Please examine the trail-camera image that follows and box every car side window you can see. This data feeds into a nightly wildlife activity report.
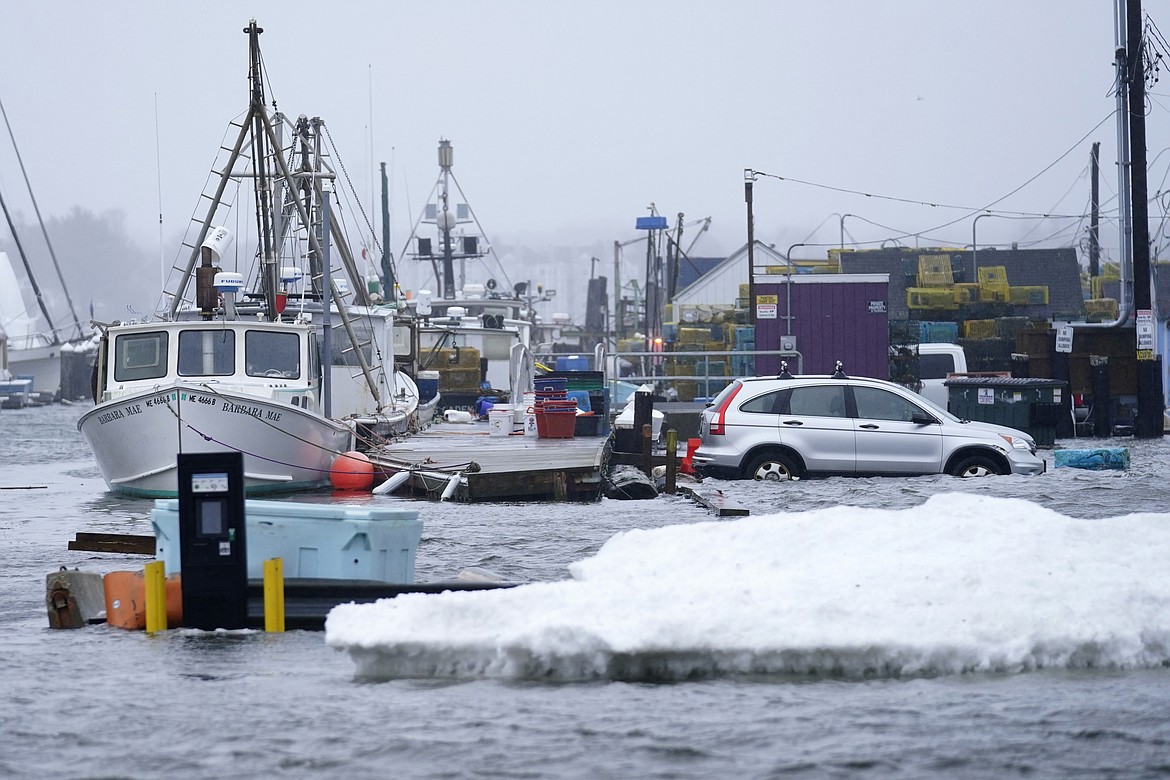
[854,386,922,422]
[787,385,847,418]
[739,389,788,414]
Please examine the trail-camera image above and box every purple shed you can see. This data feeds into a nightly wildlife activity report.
[753,274,890,378]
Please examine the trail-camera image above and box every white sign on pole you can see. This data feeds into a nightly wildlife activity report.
[1054,325,1074,354]
[1136,309,1155,351]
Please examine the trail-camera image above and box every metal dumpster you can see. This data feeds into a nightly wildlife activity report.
[944,376,1067,447]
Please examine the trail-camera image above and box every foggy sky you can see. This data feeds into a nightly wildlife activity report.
[1,1,1167,318]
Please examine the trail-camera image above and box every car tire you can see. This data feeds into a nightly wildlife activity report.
[745,451,801,481]
[949,454,1003,478]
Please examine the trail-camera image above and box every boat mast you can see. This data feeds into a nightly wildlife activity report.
[0,186,57,338]
[246,21,280,322]
[0,96,83,341]
[438,140,457,299]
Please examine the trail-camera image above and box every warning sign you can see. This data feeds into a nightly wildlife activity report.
[757,303,777,319]
[1137,309,1154,352]
[756,295,778,305]
[978,387,994,405]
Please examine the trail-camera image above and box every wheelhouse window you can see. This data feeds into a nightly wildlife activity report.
[178,330,235,377]
[317,323,373,367]
[245,330,301,379]
[113,331,169,382]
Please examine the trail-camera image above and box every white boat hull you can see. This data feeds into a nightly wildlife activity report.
[8,342,61,400]
[78,383,354,498]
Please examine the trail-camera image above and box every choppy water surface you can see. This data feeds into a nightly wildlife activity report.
[2,403,1170,778]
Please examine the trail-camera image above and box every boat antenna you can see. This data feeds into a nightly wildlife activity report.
[0,95,84,340]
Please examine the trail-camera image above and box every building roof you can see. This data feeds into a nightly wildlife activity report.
[836,246,1085,322]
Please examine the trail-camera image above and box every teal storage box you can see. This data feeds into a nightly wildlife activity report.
[151,499,422,583]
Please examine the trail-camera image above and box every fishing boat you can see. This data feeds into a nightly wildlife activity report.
[399,140,541,409]
[0,95,93,403]
[79,20,431,497]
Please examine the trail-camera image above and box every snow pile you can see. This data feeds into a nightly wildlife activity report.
[326,493,1170,680]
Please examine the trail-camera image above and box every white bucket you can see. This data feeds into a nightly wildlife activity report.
[488,409,511,437]
[523,407,538,437]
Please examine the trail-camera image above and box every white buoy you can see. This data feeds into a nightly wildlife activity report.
[440,473,460,501]
[372,470,411,495]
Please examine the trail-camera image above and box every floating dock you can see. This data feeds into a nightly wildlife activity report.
[368,421,608,502]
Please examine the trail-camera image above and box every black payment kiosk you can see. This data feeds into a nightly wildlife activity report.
[177,451,248,630]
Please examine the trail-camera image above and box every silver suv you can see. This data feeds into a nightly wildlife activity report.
[693,369,1046,480]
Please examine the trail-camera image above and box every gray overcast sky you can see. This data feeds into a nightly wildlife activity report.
[0,1,1166,269]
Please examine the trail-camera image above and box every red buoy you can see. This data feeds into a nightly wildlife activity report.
[330,451,374,491]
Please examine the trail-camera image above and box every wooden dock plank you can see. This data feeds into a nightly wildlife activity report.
[677,486,750,517]
[68,532,156,555]
[367,421,608,502]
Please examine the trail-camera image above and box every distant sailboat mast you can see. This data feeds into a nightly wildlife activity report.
[0,95,84,341]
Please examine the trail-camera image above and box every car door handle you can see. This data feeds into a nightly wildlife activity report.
[859,423,880,429]
[782,420,803,426]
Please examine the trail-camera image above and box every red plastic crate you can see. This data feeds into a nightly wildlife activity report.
[535,411,576,438]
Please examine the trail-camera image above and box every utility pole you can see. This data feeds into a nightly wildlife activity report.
[1090,141,1100,279]
[745,176,755,326]
[1126,0,1164,437]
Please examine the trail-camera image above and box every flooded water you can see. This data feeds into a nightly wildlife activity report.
[3,403,1170,778]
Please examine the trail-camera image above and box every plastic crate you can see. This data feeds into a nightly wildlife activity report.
[963,319,998,339]
[953,283,981,305]
[917,254,954,287]
[977,266,1009,286]
[908,288,958,310]
[1009,286,1049,305]
[1085,297,1119,320]
[918,321,959,343]
[535,410,576,438]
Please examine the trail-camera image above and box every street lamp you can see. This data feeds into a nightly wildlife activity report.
[971,212,995,279]
[784,243,806,337]
[839,213,859,250]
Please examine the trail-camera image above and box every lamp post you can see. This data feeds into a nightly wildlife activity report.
[838,213,858,250]
[745,170,757,325]
[784,242,806,337]
[971,212,994,281]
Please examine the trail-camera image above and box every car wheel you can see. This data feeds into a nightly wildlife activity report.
[949,454,1002,478]
[745,451,801,481]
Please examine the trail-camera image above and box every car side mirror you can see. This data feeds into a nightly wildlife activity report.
[910,412,938,425]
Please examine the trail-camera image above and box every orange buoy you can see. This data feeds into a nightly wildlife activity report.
[330,450,375,491]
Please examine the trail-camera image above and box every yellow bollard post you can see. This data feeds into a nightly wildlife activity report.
[263,558,285,633]
[144,561,167,633]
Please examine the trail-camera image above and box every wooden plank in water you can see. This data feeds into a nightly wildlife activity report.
[678,486,750,517]
[68,533,155,555]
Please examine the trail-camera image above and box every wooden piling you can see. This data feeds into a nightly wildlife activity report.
[665,429,678,494]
